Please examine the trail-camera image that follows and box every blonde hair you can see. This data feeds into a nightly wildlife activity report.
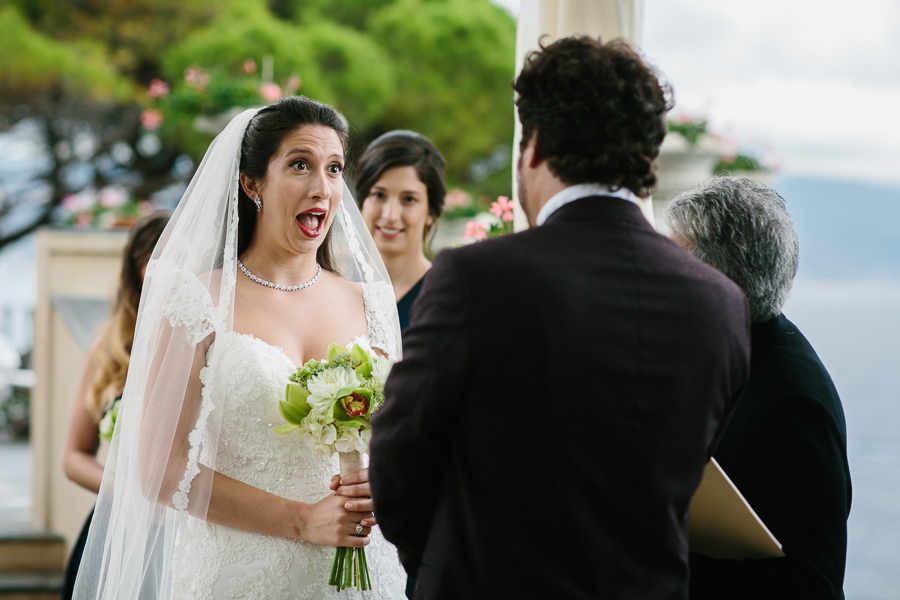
[86,211,170,420]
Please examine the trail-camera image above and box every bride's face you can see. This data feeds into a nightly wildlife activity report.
[252,124,345,256]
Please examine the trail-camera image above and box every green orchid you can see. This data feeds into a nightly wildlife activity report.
[274,382,312,433]
[327,342,349,361]
[350,344,373,378]
[323,386,371,428]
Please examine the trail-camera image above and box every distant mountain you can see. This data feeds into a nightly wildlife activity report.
[775,176,900,280]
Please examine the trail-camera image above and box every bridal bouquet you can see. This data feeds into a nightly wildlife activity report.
[273,342,392,591]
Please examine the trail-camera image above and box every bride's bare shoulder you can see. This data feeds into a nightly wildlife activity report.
[320,269,365,302]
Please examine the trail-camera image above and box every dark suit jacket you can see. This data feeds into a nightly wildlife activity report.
[370,197,751,600]
[689,314,851,600]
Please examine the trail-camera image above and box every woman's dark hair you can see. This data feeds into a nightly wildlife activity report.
[513,35,673,198]
[237,96,350,271]
[354,130,446,245]
[87,210,171,418]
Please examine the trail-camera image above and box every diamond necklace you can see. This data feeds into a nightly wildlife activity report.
[237,259,322,292]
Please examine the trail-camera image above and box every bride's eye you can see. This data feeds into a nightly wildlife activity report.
[328,162,344,175]
[290,159,308,170]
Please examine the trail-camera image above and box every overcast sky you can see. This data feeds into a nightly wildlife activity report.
[495,0,900,187]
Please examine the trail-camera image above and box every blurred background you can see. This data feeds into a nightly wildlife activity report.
[0,1,897,598]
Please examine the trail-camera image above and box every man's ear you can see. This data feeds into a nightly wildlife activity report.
[523,132,543,168]
[239,173,260,199]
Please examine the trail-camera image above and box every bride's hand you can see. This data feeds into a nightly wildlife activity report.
[297,493,371,548]
[331,469,377,527]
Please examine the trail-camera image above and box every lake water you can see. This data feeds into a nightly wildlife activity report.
[785,278,900,600]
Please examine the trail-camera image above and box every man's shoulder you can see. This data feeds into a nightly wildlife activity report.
[432,228,542,266]
[766,315,842,401]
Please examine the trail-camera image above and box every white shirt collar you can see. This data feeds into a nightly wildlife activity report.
[535,183,639,226]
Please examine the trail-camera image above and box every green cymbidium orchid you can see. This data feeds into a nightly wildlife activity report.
[274,382,313,433]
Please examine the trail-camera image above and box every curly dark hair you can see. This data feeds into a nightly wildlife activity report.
[513,35,673,198]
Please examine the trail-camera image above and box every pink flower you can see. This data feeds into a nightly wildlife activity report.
[445,188,471,210]
[243,59,257,75]
[147,78,169,99]
[489,196,515,222]
[184,66,210,90]
[463,221,487,240]
[98,187,127,209]
[138,200,155,215]
[74,212,93,227]
[285,75,301,94]
[140,109,164,130]
[62,194,82,212]
[260,82,283,103]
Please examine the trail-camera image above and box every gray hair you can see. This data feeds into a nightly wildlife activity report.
[664,176,799,323]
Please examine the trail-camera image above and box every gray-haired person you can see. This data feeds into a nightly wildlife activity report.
[665,176,852,600]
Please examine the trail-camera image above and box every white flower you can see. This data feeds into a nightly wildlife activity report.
[307,366,359,403]
[369,356,393,393]
[305,421,337,446]
[334,426,365,454]
[312,441,335,456]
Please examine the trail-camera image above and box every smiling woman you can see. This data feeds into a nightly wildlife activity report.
[355,130,447,331]
[71,97,406,599]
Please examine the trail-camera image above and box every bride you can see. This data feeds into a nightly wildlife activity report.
[73,97,406,599]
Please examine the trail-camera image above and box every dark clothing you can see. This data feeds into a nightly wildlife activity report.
[397,277,425,333]
[397,275,425,600]
[690,314,852,600]
[62,508,93,600]
[370,197,751,600]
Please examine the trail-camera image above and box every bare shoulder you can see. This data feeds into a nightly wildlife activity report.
[320,269,365,305]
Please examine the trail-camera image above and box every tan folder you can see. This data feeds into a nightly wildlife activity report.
[688,458,784,559]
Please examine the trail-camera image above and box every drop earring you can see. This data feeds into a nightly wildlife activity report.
[252,194,262,212]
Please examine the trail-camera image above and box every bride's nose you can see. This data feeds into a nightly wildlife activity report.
[308,167,331,200]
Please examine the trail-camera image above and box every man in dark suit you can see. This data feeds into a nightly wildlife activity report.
[665,176,852,599]
[369,36,751,599]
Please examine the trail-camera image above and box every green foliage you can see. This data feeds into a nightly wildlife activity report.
[19,0,216,79]
[368,0,516,194]
[714,152,768,174]
[290,0,385,29]
[667,118,708,147]
[0,6,132,101]
[155,10,394,160]
[0,0,518,245]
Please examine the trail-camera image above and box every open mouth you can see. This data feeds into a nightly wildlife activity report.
[296,208,327,238]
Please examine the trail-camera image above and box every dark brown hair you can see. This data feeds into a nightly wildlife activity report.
[87,210,171,418]
[513,35,673,198]
[353,130,447,223]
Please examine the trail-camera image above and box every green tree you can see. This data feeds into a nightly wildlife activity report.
[367,0,516,197]
[156,8,394,159]
[0,0,516,249]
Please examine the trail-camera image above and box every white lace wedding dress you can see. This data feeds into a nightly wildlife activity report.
[167,283,405,599]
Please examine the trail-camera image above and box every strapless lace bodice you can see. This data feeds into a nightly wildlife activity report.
[169,331,404,599]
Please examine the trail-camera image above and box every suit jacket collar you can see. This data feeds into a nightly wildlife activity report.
[543,195,653,230]
[536,183,639,226]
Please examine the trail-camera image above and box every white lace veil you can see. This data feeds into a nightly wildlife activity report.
[73,101,401,599]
